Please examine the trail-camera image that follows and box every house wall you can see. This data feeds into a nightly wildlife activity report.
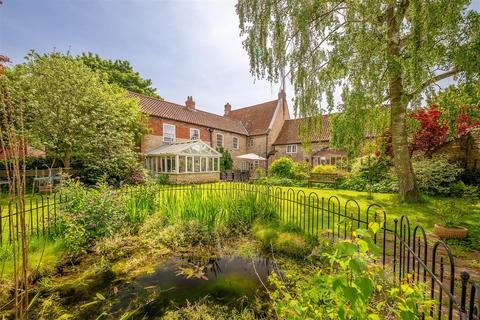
[267,99,291,151]
[211,129,247,169]
[245,134,268,171]
[167,172,220,184]
[272,142,329,163]
[434,126,480,170]
[141,116,249,156]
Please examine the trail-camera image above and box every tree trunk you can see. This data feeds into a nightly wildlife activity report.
[390,80,419,202]
[63,143,72,169]
[387,3,419,202]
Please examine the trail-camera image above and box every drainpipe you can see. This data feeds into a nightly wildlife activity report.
[208,128,214,147]
[265,133,269,174]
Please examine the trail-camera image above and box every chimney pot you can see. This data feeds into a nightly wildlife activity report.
[224,103,232,116]
[278,89,286,100]
[186,96,195,109]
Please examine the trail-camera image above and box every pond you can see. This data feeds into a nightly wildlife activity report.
[71,255,273,319]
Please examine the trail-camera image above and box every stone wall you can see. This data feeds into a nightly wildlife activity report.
[271,142,329,163]
[167,172,220,184]
[434,126,480,170]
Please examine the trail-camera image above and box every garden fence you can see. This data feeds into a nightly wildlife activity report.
[0,182,479,320]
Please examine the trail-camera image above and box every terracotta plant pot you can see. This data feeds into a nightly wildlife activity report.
[434,224,468,240]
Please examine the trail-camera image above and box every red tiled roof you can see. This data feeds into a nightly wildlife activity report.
[128,92,248,135]
[273,116,330,145]
[227,100,279,135]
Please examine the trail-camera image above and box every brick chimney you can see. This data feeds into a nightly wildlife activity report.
[185,96,195,110]
[278,89,286,100]
[224,103,232,116]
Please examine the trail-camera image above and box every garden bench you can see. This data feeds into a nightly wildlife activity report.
[308,173,340,187]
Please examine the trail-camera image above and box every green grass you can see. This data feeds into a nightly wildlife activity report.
[279,186,480,231]
[0,236,65,280]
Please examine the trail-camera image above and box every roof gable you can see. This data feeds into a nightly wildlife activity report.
[227,100,279,135]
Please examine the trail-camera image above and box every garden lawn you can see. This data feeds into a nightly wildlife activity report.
[282,186,480,231]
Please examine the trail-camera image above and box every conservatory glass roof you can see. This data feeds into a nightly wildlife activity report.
[146,140,221,157]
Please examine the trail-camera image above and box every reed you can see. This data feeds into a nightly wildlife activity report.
[157,185,275,232]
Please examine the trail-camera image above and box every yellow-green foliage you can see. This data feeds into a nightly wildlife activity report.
[162,300,257,320]
[253,222,312,257]
[0,237,65,281]
[311,165,338,174]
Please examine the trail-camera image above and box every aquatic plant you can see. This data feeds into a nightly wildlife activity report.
[158,186,275,233]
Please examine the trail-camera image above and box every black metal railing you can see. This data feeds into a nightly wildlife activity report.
[0,182,479,319]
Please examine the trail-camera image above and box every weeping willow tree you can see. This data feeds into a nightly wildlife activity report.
[236,0,480,201]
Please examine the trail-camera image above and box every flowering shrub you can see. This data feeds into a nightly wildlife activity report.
[58,180,156,250]
[311,164,337,174]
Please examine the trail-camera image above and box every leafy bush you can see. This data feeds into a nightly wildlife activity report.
[268,224,434,319]
[123,167,149,185]
[269,157,297,178]
[436,201,470,228]
[337,171,398,193]
[58,180,156,250]
[351,155,391,183]
[413,155,463,196]
[311,165,338,174]
[269,157,309,180]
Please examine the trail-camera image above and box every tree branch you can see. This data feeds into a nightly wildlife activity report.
[407,69,459,99]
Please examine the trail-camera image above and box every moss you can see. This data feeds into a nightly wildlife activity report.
[252,221,313,258]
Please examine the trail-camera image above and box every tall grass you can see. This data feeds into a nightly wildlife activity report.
[158,186,275,231]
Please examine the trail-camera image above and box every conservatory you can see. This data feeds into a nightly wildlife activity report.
[144,140,221,184]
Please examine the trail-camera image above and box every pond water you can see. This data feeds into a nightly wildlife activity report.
[76,255,273,319]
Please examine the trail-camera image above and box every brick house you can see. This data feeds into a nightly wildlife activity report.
[130,90,346,182]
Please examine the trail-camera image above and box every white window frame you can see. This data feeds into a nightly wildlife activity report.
[248,138,255,147]
[216,133,224,148]
[286,145,297,154]
[163,123,176,142]
[190,128,200,140]
[232,136,239,150]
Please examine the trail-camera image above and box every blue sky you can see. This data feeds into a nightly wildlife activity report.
[1,1,479,116]
[0,0,289,115]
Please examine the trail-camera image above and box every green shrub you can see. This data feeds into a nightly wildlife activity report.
[269,157,297,178]
[311,165,337,174]
[58,180,156,250]
[255,176,308,187]
[351,155,391,183]
[269,157,309,180]
[413,155,463,196]
[268,225,434,319]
